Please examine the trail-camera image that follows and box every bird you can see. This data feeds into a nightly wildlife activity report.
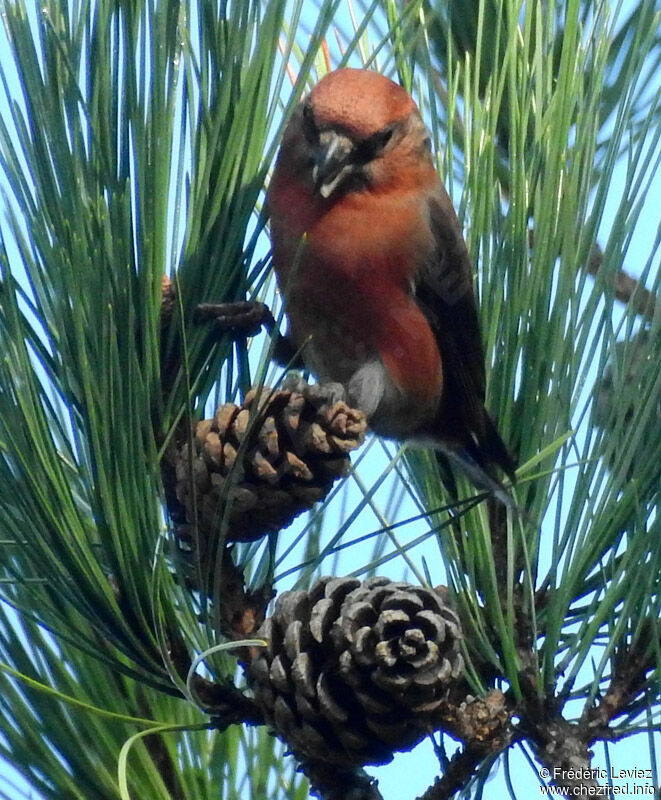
[266,67,516,501]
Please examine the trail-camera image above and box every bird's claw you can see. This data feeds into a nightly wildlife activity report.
[280,374,347,410]
[305,381,347,408]
[280,372,310,395]
[193,300,274,337]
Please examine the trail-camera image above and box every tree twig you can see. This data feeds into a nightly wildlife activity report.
[586,243,657,320]
[527,714,601,793]
[299,761,385,800]
[168,632,265,726]
[582,628,656,742]
[518,671,601,794]
[416,745,492,800]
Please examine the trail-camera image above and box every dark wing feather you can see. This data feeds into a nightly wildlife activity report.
[415,190,516,484]
[415,191,487,435]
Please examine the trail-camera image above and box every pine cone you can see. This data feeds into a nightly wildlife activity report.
[166,387,366,548]
[247,576,464,767]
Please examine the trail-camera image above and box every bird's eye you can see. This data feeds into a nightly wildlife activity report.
[302,102,318,143]
[373,126,394,150]
[353,124,396,164]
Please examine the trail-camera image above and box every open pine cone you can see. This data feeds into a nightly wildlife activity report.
[165,387,366,548]
[246,576,464,767]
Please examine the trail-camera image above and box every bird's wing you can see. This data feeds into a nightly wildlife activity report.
[415,190,487,432]
[415,189,517,483]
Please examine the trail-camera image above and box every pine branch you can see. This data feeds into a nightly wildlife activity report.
[167,631,264,727]
[586,244,657,320]
[527,715,600,793]
[416,745,494,800]
[513,627,657,797]
[583,628,657,741]
[300,761,385,800]
[414,690,514,800]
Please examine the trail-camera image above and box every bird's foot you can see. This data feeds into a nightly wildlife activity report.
[193,300,303,367]
[279,372,309,395]
[280,374,347,410]
[305,380,347,409]
[193,300,274,337]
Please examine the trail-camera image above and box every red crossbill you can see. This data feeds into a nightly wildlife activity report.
[267,68,516,498]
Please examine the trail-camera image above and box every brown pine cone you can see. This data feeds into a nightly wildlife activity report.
[246,576,464,767]
[166,387,366,549]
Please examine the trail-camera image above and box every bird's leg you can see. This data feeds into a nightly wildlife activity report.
[192,300,303,367]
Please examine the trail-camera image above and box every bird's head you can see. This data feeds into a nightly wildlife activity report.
[279,68,433,199]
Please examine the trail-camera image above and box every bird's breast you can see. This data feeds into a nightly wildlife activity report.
[270,181,443,411]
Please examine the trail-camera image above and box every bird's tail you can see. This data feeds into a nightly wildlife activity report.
[435,412,517,509]
[439,448,514,508]
[479,410,517,485]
